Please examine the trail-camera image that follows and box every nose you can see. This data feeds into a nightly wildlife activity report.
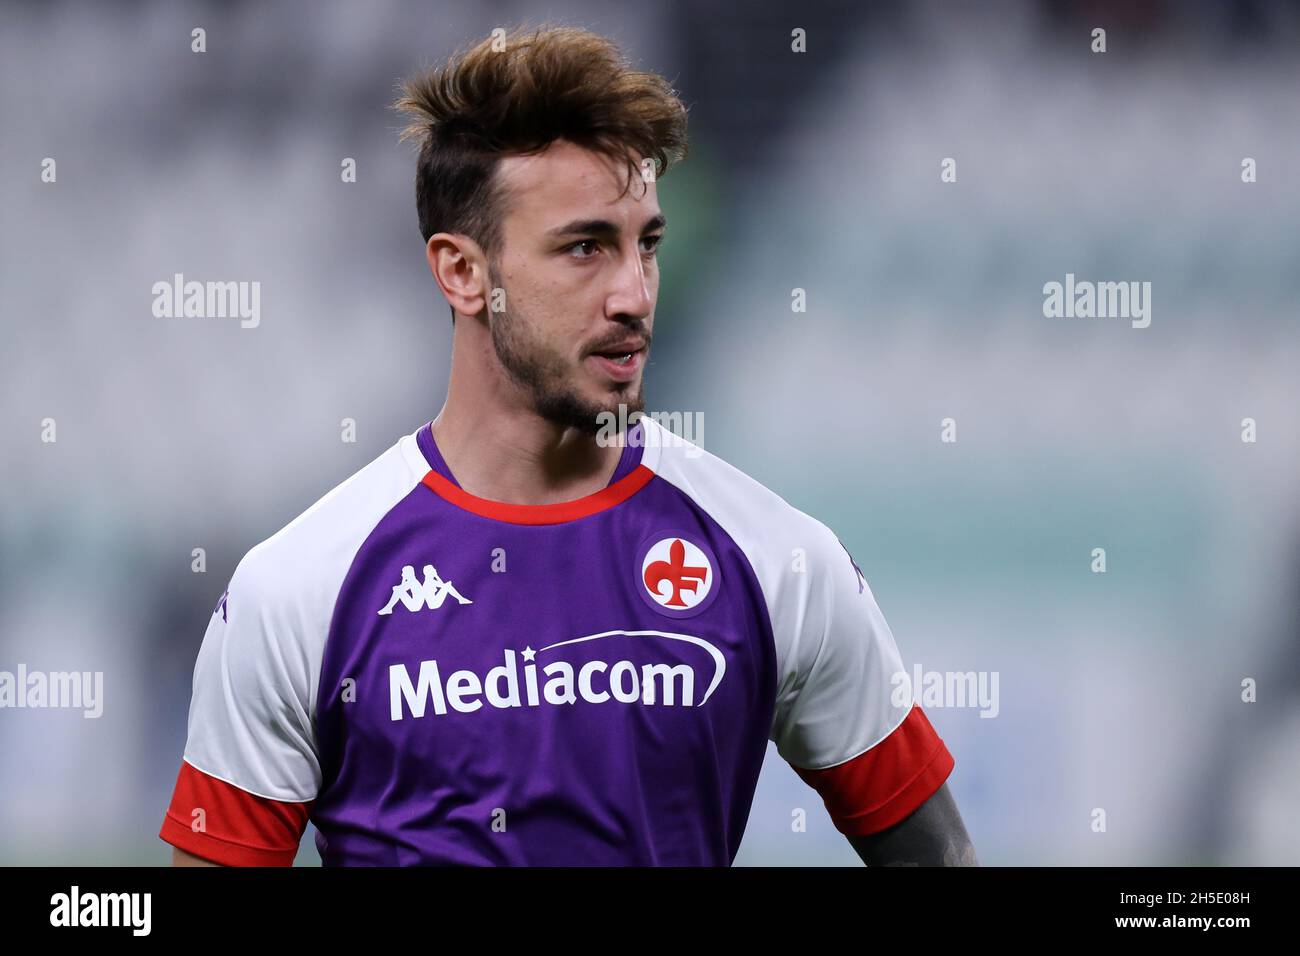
[605,244,654,323]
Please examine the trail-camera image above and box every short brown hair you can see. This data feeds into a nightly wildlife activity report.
[394,24,689,268]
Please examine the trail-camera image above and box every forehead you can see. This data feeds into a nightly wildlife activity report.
[494,139,660,234]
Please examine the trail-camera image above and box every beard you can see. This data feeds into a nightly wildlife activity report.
[487,265,647,436]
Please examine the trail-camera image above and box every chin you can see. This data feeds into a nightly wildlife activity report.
[531,382,644,436]
[595,387,645,418]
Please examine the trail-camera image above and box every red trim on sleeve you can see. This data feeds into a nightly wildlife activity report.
[159,761,312,866]
[792,705,955,836]
[421,464,656,525]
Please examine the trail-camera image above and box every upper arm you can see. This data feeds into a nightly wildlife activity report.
[172,846,222,867]
[769,525,956,838]
[159,552,320,866]
[846,782,978,866]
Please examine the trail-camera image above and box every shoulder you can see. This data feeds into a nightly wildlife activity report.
[637,419,945,801]
[229,428,430,611]
[185,428,432,793]
[639,414,853,588]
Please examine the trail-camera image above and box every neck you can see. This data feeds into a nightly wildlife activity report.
[431,337,625,505]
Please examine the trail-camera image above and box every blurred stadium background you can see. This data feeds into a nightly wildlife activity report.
[2,0,1299,865]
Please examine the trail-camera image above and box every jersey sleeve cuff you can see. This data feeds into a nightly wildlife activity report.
[159,760,312,867]
[160,813,300,867]
[792,704,955,837]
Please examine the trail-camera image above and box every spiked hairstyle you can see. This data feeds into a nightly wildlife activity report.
[394,24,690,319]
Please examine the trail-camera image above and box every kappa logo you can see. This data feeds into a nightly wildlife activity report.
[638,535,719,615]
[378,564,472,616]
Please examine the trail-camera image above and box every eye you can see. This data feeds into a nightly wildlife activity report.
[641,234,665,255]
[567,239,600,259]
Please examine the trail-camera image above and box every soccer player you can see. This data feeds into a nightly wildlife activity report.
[161,25,976,867]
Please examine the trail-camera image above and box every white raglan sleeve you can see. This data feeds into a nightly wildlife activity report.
[769,522,954,836]
[159,548,320,865]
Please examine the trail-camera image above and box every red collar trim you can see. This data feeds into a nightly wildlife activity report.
[421,464,656,525]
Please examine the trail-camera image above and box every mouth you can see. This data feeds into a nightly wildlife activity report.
[586,342,646,383]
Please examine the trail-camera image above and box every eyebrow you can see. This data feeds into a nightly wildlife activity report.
[547,213,667,240]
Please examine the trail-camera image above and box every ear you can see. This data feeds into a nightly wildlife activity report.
[426,233,490,318]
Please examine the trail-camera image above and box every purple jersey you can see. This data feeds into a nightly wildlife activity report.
[161,417,953,865]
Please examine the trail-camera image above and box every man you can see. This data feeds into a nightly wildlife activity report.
[161,24,976,867]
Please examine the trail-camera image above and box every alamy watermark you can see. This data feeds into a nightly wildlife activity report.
[49,886,150,936]
[891,664,999,718]
[595,404,704,458]
[152,273,260,328]
[1043,273,1151,328]
[0,665,103,718]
